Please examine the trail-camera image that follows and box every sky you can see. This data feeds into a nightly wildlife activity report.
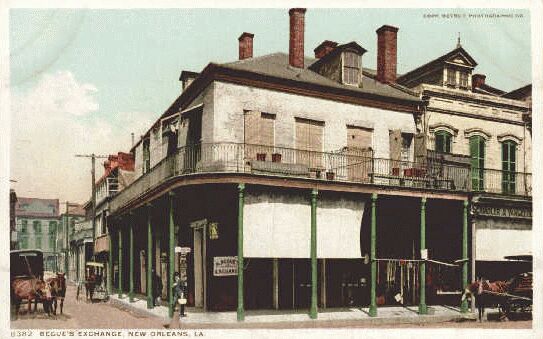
[8,8,531,206]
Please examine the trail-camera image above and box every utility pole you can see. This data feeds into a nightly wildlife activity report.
[75,154,108,247]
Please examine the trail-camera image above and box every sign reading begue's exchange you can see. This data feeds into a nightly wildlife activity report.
[474,205,532,219]
[213,256,238,276]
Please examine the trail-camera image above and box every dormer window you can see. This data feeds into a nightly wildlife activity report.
[459,71,468,89]
[446,68,456,86]
[343,51,360,86]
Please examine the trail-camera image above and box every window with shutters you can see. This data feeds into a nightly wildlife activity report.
[142,139,151,174]
[296,118,324,168]
[20,236,28,249]
[33,220,42,234]
[401,133,413,163]
[49,236,56,250]
[502,141,517,194]
[35,236,42,249]
[446,68,456,86]
[459,72,468,89]
[470,136,485,191]
[346,126,373,181]
[244,111,276,160]
[343,51,360,86]
[49,221,57,235]
[21,219,28,233]
[435,130,452,153]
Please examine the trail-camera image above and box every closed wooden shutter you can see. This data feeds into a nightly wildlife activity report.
[245,111,275,160]
[347,126,372,150]
[414,133,426,164]
[296,118,323,167]
[389,129,402,161]
[346,126,372,182]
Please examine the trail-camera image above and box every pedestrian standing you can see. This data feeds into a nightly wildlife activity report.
[173,272,188,318]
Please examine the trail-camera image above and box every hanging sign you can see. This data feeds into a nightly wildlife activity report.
[209,222,219,240]
[213,256,238,276]
[175,246,191,254]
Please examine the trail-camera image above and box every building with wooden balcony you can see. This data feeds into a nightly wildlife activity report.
[105,8,485,320]
[397,39,532,281]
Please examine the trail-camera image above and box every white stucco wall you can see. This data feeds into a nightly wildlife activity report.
[212,81,416,159]
[244,191,364,258]
[476,228,532,261]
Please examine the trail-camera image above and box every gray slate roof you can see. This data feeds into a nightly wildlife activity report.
[221,53,419,102]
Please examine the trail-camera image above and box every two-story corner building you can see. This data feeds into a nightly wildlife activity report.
[57,203,85,279]
[396,42,532,281]
[92,152,135,287]
[15,197,60,271]
[106,8,475,320]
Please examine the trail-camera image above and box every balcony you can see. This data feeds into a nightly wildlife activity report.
[471,168,532,196]
[110,143,473,213]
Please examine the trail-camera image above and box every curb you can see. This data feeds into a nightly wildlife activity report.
[109,298,169,323]
[108,298,478,327]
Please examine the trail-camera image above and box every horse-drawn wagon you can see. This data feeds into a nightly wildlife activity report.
[10,249,50,317]
[82,261,107,302]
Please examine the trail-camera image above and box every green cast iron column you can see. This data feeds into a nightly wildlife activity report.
[419,197,428,315]
[310,189,318,319]
[118,228,123,298]
[168,192,175,318]
[461,200,469,313]
[147,206,153,309]
[129,215,134,302]
[107,227,113,296]
[237,183,245,321]
[369,193,378,317]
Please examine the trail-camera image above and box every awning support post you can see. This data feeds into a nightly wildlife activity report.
[310,188,318,319]
[168,192,175,318]
[129,214,134,302]
[369,193,378,317]
[147,205,153,309]
[237,183,245,321]
[461,200,469,313]
[419,197,428,315]
[118,228,123,298]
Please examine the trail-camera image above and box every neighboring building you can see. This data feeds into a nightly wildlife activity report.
[15,197,60,271]
[57,203,85,279]
[93,152,135,289]
[70,208,93,284]
[10,189,17,250]
[107,8,478,320]
[397,41,532,281]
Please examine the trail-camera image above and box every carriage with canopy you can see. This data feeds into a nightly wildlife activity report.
[83,261,107,301]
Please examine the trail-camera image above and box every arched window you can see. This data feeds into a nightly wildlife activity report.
[502,140,517,194]
[469,136,485,191]
[435,130,452,153]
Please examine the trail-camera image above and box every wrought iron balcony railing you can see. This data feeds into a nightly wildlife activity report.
[471,168,532,196]
[109,143,475,213]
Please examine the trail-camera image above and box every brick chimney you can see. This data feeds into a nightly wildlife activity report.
[314,40,338,59]
[289,8,306,68]
[238,32,254,60]
[376,25,399,83]
[472,74,486,88]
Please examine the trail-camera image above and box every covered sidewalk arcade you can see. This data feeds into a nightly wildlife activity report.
[106,178,471,321]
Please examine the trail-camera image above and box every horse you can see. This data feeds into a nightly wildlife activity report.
[11,277,52,318]
[85,272,101,302]
[462,278,509,321]
[46,273,67,315]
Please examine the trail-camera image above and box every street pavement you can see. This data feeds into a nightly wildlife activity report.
[10,283,164,329]
[10,283,532,330]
